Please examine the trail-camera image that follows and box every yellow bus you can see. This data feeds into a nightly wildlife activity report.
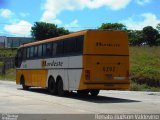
[15,30,129,96]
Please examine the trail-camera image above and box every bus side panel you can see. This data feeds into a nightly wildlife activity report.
[16,69,22,85]
[24,70,31,86]
[16,69,48,88]
[39,70,48,88]
[24,70,48,88]
[47,69,68,90]
[67,69,82,91]
[67,56,82,90]
[46,56,82,91]
[18,59,48,88]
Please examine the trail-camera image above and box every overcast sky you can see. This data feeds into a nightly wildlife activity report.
[0,0,159,37]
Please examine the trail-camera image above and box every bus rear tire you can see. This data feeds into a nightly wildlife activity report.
[21,76,29,90]
[48,77,57,95]
[57,79,64,96]
[77,90,89,96]
[90,90,100,96]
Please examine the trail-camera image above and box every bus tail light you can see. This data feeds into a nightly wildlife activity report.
[85,70,90,80]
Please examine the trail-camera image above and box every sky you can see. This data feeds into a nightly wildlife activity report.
[0,0,159,37]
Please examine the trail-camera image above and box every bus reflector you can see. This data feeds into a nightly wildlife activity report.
[85,70,90,80]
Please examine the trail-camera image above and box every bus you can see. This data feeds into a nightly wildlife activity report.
[15,30,129,96]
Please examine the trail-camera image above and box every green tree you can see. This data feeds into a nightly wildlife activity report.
[98,23,126,31]
[156,38,160,46]
[31,22,69,41]
[143,26,159,46]
[156,23,160,32]
[156,24,160,46]
[128,30,144,46]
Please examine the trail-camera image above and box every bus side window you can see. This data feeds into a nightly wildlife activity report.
[70,38,76,53]
[46,43,52,57]
[63,39,68,54]
[22,48,27,60]
[76,36,84,53]
[30,46,34,58]
[56,41,63,56]
[18,49,22,60]
[34,46,38,58]
[27,47,30,59]
[16,48,23,67]
[64,38,76,54]
[38,44,42,57]
[53,43,57,56]
[43,44,46,57]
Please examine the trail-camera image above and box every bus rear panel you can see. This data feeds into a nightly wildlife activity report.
[79,31,129,90]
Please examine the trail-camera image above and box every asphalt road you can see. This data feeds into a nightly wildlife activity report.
[0,80,160,114]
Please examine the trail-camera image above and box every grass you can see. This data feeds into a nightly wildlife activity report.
[130,46,160,91]
[0,62,4,67]
[0,48,17,57]
[0,69,16,81]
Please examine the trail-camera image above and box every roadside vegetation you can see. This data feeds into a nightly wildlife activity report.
[0,48,17,81]
[130,46,160,91]
[0,69,16,81]
[0,48,17,57]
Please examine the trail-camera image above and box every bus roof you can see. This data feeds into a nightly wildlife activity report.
[19,29,126,48]
[19,30,88,48]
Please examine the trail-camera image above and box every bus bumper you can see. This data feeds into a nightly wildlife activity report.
[79,82,130,90]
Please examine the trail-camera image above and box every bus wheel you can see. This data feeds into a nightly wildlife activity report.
[57,79,64,96]
[48,77,57,95]
[21,76,29,90]
[77,90,89,96]
[90,90,100,96]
